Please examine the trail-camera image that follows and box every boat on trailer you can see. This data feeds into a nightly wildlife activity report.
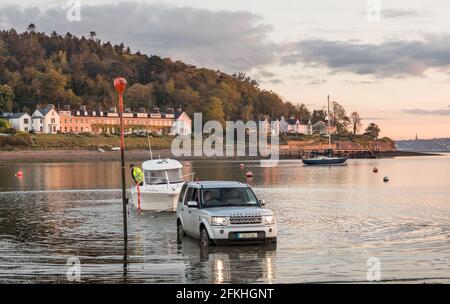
[130,158,193,212]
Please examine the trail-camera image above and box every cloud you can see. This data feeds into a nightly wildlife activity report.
[0,2,275,72]
[280,36,450,77]
[402,106,450,116]
[307,79,326,86]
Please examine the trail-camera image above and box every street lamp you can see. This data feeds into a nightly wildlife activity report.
[114,77,128,247]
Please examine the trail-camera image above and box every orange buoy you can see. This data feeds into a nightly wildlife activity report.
[246,171,253,178]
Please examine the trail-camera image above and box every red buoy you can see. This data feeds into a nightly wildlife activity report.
[15,171,23,177]
[240,163,245,169]
[246,171,253,178]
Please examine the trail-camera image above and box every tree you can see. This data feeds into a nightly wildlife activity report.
[293,103,311,122]
[204,96,225,126]
[350,111,362,135]
[27,23,36,33]
[311,109,327,124]
[125,83,154,110]
[364,123,380,139]
[330,101,350,134]
[0,84,15,112]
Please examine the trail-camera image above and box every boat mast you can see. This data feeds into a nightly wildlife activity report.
[327,95,331,149]
[147,131,153,160]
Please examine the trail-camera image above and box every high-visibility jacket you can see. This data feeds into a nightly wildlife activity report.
[132,167,144,184]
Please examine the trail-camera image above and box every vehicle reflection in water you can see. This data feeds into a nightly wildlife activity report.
[178,238,276,284]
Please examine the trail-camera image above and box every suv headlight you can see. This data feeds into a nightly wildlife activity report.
[211,216,229,226]
[262,215,275,225]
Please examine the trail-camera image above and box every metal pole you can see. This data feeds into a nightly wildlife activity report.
[118,93,128,242]
[327,95,331,148]
[114,78,128,280]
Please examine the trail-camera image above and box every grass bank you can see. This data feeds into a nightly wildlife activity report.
[0,133,173,150]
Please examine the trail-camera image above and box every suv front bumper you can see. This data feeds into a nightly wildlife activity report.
[208,224,277,244]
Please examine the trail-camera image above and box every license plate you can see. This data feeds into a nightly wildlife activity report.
[236,232,258,239]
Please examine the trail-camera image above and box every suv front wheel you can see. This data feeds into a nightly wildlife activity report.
[199,227,212,247]
[177,220,185,244]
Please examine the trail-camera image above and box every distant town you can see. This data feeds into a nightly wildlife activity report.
[396,138,450,152]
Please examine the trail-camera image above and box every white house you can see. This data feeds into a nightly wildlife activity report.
[31,104,60,134]
[279,116,288,134]
[171,112,192,136]
[287,117,301,133]
[9,113,32,132]
[270,119,280,136]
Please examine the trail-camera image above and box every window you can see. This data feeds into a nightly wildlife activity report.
[200,187,259,208]
[184,187,194,206]
[178,184,188,204]
[51,118,55,123]
[24,118,29,124]
[144,169,182,185]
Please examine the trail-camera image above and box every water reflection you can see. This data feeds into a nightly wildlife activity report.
[178,238,276,284]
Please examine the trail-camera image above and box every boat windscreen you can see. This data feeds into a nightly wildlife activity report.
[145,169,183,185]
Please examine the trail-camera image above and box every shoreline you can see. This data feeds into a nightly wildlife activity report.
[0,149,440,163]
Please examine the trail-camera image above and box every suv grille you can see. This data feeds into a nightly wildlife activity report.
[229,215,262,225]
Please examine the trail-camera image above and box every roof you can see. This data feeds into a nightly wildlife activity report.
[38,105,55,116]
[9,113,30,119]
[142,158,183,171]
[186,181,248,189]
[287,118,299,125]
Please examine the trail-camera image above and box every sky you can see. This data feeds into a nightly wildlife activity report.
[0,0,449,139]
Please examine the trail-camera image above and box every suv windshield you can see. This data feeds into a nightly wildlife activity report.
[201,187,259,208]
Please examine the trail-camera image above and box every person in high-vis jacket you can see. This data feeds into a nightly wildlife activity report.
[130,164,144,186]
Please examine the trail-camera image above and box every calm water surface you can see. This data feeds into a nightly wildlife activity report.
[0,155,449,283]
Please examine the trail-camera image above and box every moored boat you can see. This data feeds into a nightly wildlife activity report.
[302,95,348,166]
[302,155,348,165]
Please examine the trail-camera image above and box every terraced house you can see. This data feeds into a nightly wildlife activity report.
[59,106,189,135]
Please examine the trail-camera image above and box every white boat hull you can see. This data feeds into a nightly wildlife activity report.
[130,183,183,212]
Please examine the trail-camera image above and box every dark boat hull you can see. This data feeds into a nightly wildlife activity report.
[302,157,348,165]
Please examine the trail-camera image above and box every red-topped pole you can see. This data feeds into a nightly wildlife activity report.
[114,77,128,247]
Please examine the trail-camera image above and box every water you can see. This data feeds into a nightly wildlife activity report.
[0,155,449,283]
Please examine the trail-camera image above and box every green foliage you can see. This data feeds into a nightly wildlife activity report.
[0,84,15,112]
[204,96,225,125]
[0,118,11,129]
[330,101,350,134]
[364,123,381,139]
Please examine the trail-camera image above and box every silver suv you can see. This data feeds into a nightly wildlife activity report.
[176,181,277,246]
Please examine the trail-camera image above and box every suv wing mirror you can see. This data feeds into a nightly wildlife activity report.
[187,201,198,208]
[259,199,266,206]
